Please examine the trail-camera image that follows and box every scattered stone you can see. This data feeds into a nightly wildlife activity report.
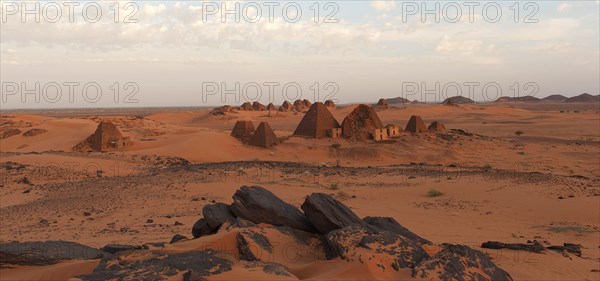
[547,243,582,257]
[83,212,91,216]
[174,221,184,226]
[146,218,154,224]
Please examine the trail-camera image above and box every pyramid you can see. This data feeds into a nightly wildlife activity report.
[405,115,428,133]
[248,122,278,148]
[279,101,293,111]
[231,120,255,142]
[428,121,446,132]
[240,102,253,111]
[341,104,384,141]
[74,121,130,152]
[293,102,341,138]
[252,102,266,111]
[377,99,388,106]
[293,100,306,111]
[266,103,277,111]
[303,99,312,107]
[324,100,336,108]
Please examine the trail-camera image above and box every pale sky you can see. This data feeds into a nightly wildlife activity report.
[1,0,599,109]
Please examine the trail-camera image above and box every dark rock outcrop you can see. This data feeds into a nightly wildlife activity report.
[78,249,231,281]
[102,244,143,254]
[22,128,48,137]
[481,240,545,253]
[170,234,189,244]
[413,244,512,281]
[0,241,100,266]
[230,186,316,233]
[191,218,216,238]
[325,225,429,271]
[202,203,236,229]
[547,243,582,257]
[364,216,432,246]
[236,229,273,261]
[301,193,365,234]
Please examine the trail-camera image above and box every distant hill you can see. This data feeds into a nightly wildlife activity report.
[386,97,410,104]
[564,93,600,103]
[442,96,475,104]
[542,94,567,101]
[494,96,540,102]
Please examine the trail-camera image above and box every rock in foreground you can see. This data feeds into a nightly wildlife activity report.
[230,186,316,233]
[413,244,513,280]
[301,192,366,234]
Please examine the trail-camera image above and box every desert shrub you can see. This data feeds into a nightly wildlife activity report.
[515,130,524,136]
[427,188,443,197]
[330,143,342,149]
[329,183,339,190]
[336,190,350,199]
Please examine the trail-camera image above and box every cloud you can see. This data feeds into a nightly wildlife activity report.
[557,3,573,12]
[370,0,396,12]
[435,35,483,55]
[144,4,166,17]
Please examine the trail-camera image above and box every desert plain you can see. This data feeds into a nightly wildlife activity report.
[0,99,599,280]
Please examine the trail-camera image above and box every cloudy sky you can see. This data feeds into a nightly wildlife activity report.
[1,0,598,109]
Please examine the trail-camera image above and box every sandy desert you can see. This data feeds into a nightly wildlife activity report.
[0,97,599,280]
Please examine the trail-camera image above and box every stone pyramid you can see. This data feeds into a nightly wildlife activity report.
[341,104,384,141]
[405,115,428,133]
[293,102,340,138]
[74,121,129,151]
[231,120,255,142]
[428,121,446,131]
[279,101,293,112]
[248,122,278,148]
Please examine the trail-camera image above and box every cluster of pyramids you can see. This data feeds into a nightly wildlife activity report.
[231,100,448,146]
[73,121,130,152]
[292,103,387,141]
[217,99,336,114]
[404,116,446,133]
[231,120,278,148]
